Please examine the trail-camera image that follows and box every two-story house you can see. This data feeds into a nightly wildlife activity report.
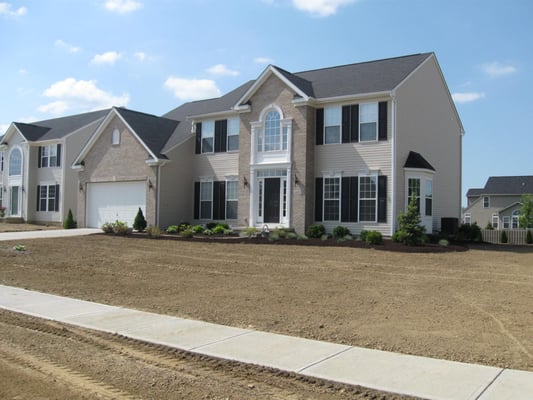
[463,176,533,229]
[73,52,463,235]
[0,110,108,224]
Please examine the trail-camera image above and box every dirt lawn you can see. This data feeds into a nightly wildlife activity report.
[1,233,532,399]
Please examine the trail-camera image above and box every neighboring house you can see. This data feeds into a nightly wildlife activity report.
[0,110,108,224]
[74,52,463,235]
[463,176,533,229]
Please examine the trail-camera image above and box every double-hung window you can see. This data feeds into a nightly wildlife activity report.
[227,118,239,151]
[323,177,340,221]
[200,181,213,219]
[359,103,378,141]
[359,175,377,222]
[225,180,238,219]
[483,196,490,208]
[407,178,421,212]
[503,216,510,229]
[512,210,520,228]
[425,180,433,216]
[492,214,499,229]
[324,106,341,144]
[37,184,59,212]
[38,144,61,168]
[201,121,214,153]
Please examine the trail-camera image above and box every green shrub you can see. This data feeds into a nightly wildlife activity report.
[527,230,533,244]
[206,222,218,230]
[485,221,494,230]
[500,230,508,244]
[203,229,214,236]
[166,225,179,234]
[365,230,383,245]
[306,224,326,238]
[297,234,308,240]
[212,224,226,234]
[63,209,77,229]
[146,225,161,239]
[394,196,426,246]
[180,229,194,238]
[333,226,351,239]
[178,223,191,232]
[359,230,369,242]
[133,208,147,232]
[320,234,329,241]
[191,224,205,234]
[268,232,280,242]
[223,229,235,236]
[240,227,259,238]
[13,244,26,252]
[287,232,298,240]
[102,222,114,234]
[113,220,129,236]
[438,239,449,247]
[456,223,482,242]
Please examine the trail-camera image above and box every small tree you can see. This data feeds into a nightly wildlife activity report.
[394,195,426,246]
[526,230,532,244]
[519,194,533,229]
[500,230,508,244]
[133,207,147,232]
[63,209,77,229]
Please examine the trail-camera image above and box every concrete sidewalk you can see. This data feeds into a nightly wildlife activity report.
[0,284,531,400]
[0,228,101,241]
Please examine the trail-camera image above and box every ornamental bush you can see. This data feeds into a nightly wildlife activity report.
[63,209,77,229]
[113,220,129,236]
[306,224,326,238]
[146,225,161,239]
[133,208,147,232]
[365,230,383,245]
[333,226,351,239]
[166,225,179,234]
[500,230,508,244]
[527,230,533,244]
[394,195,426,246]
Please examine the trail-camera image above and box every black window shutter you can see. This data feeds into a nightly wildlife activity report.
[56,144,62,167]
[378,102,387,141]
[341,177,358,222]
[352,176,358,222]
[36,185,41,211]
[214,120,227,153]
[55,184,60,212]
[341,106,351,143]
[38,146,42,168]
[194,182,200,219]
[212,181,226,220]
[195,123,202,154]
[351,105,359,142]
[315,178,323,222]
[378,175,387,222]
[315,108,324,145]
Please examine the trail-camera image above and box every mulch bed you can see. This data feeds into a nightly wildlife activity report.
[125,232,468,253]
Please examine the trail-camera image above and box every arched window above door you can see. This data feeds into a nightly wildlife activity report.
[8,147,22,176]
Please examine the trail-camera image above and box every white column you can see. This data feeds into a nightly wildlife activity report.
[249,169,256,227]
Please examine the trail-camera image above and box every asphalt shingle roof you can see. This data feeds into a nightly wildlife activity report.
[404,151,436,171]
[13,109,109,142]
[481,176,533,196]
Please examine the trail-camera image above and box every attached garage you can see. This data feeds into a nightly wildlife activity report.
[86,181,146,228]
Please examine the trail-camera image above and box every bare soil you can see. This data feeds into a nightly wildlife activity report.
[1,232,532,399]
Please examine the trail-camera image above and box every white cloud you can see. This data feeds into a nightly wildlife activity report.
[104,0,142,13]
[39,78,129,115]
[0,123,9,135]
[91,51,121,65]
[481,62,517,78]
[55,39,81,54]
[134,52,146,62]
[206,64,239,77]
[452,92,485,104]
[0,2,27,17]
[291,0,356,16]
[254,57,274,64]
[164,77,221,100]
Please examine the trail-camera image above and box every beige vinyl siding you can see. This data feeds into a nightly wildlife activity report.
[394,56,463,232]
[464,194,524,227]
[193,152,239,180]
[315,141,392,235]
[158,137,195,228]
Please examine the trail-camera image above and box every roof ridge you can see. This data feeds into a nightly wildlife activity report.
[293,52,433,75]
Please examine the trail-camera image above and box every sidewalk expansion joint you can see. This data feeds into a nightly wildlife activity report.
[188,330,253,351]
[474,367,505,400]
[297,346,353,373]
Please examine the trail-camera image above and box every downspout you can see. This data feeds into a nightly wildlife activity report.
[390,91,397,236]
[156,164,161,227]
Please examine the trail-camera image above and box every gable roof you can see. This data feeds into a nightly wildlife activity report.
[114,108,179,159]
[404,151,436,171]
[10,109,109,142]
[476,176,533,196]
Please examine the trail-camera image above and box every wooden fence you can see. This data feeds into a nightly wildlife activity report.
[481,229,530,245]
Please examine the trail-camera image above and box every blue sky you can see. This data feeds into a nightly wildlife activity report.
[1,0,532,205]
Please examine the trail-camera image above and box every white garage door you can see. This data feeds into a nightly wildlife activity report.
[86,181,146,228]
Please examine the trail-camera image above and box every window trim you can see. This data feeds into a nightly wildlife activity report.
[226,117,240,152]
[112,128,120,145]
[8,147,23,177]
[201,120,215,154]
[324,105,341,145]
[492,213,499,229]
[256,105,290,153]
[323,176,341,221]
[225,179,238,220]
[37,183,60,212]
[199,180,213,219]
[359,174,378,222]
[502,216,510,229]
[359,102,378,142]
[483,196,490,208]
[512,210,520,229]
[464,213,471,225]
